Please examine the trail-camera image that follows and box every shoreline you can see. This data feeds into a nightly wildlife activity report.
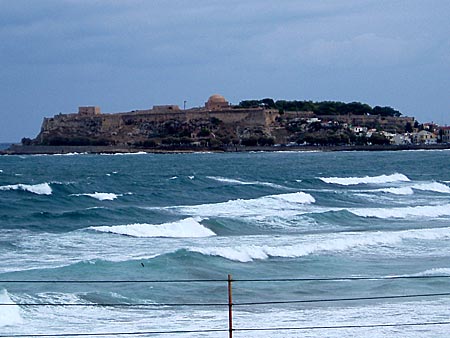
[1,143,450,155]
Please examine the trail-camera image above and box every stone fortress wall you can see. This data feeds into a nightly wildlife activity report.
[34,94,414,147]
[36,94,275,145]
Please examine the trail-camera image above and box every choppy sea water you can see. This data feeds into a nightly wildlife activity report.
[1,150,450,337]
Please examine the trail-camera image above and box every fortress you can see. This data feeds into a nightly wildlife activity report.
[35,94,279,147]
[24,94,417,151]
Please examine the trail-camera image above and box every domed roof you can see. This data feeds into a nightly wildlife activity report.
[208,94,227,103]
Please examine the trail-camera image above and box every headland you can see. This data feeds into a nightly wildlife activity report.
[3,94,450,154]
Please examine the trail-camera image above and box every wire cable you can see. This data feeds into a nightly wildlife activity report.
[2,321,450,337]
[234,291,450,306]
[2,275,450,283]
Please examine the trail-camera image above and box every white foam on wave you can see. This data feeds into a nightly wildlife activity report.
[319,173,410,186]
[169,192,315,218]
[375,187,414,195]
[412,182,450,194]
[100,151,148,156]
[0,289,22,327]
[412,268,450,277]
[350,203,450,219]
[0,183,52,195]
[387,268,450,278]
[71,192,121,201]
[188,227,450,262]
[90,217,215,238]
[207,176,288,189]
[52,152,88,156]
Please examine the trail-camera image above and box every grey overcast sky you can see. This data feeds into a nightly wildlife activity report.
[0,0,449,142]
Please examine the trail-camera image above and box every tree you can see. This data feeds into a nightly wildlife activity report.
[369,133,390,145]
[21,137,32,145]
[405,122,413,133]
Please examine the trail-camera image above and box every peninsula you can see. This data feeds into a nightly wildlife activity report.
[5,94,450,154]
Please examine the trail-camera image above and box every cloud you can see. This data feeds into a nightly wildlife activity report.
[307,34,413,67]
[0,0,449,141]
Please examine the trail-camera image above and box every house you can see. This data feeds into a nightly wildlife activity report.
[412,130,437,144]
[392,133,412,145]
[352,126,368,136]
[438,126,450,143]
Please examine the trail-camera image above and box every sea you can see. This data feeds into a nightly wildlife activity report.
[1,150,450,337]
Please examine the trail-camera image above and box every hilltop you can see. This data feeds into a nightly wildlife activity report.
[6,94,450,154]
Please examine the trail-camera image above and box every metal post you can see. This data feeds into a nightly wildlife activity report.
[228,274,233,338]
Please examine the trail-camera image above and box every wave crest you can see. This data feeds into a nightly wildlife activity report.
[0,183,52,195]
[207,176,288,189]
[412,182,450,194]
[350,204,450,219]
[0,289,22,327]
[71,192,121,201]
[90,217,215,238]
[170,192,315,218]
[188,227,450,262]
[319,173,410,186]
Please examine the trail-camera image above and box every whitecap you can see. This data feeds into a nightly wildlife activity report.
[188,227,450,262]
[373,187,414,195]
[207,176,288,189]
[319,173,410,185]
[100,151,147,156]
[350,203,450,219]
[0,183,52,195]
[71,192,121,201]
[0,289,22,327]
[407,268,450,277]
[168,192,315,218]
[52,152,87,156]
[90,217,215,238]
[412,182,450,194]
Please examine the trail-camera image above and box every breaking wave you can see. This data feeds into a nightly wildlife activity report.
[388,268,450,278]
[0,290,22,327]
[90,217,215,238]
[374,187,414,195]
[188,227,450,262]
[167,192,316,218]
[350,204,450,219]
[207,176,288,189]
[411,268,450,277]
[71,192,121,201]
[52,152,88,156]
[319,173,410,186]
[0,183,52,195]
[412,182,450,194]
[100,151,148,156]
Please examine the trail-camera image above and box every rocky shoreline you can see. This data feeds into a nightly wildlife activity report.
[2,143,450,155]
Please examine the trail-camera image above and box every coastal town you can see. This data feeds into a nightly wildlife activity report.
[6,94,450,154]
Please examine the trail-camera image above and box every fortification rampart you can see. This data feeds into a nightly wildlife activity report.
[31,94,415,148]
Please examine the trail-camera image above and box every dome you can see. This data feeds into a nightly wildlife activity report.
[208,94,227,103]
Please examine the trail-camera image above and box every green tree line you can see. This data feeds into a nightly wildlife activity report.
[238,99,402,117]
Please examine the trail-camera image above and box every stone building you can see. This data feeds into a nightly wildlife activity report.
[78,106,101,115]
[205,94,230,110]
